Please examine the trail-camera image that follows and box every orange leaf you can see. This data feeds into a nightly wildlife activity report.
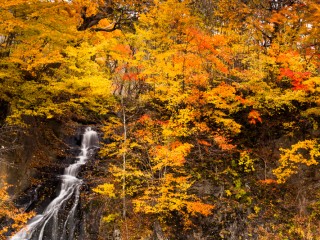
[248,110,262,124]
[258,179,278,185]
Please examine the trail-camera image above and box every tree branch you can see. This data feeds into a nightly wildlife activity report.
[77,6,114,31]
[77,4,138,32]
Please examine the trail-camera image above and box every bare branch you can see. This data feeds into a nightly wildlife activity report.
[77,3,138,32]
[77,6,114,31]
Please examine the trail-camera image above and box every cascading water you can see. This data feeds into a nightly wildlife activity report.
[11,127,99,240]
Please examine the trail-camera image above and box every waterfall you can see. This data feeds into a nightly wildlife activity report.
[10,127,99,240]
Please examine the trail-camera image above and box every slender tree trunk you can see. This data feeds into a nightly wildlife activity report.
[153,220,167,240]
[121,96,128,239]
[121,96,127,218]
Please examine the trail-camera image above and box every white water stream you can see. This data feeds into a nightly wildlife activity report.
[11,127,99,240]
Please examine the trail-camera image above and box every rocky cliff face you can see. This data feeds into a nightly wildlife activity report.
[1,119,103,239]
[2,120,69,195]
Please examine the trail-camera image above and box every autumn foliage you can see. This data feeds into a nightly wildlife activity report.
[0,182,34,239]
[0,0,320,239]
